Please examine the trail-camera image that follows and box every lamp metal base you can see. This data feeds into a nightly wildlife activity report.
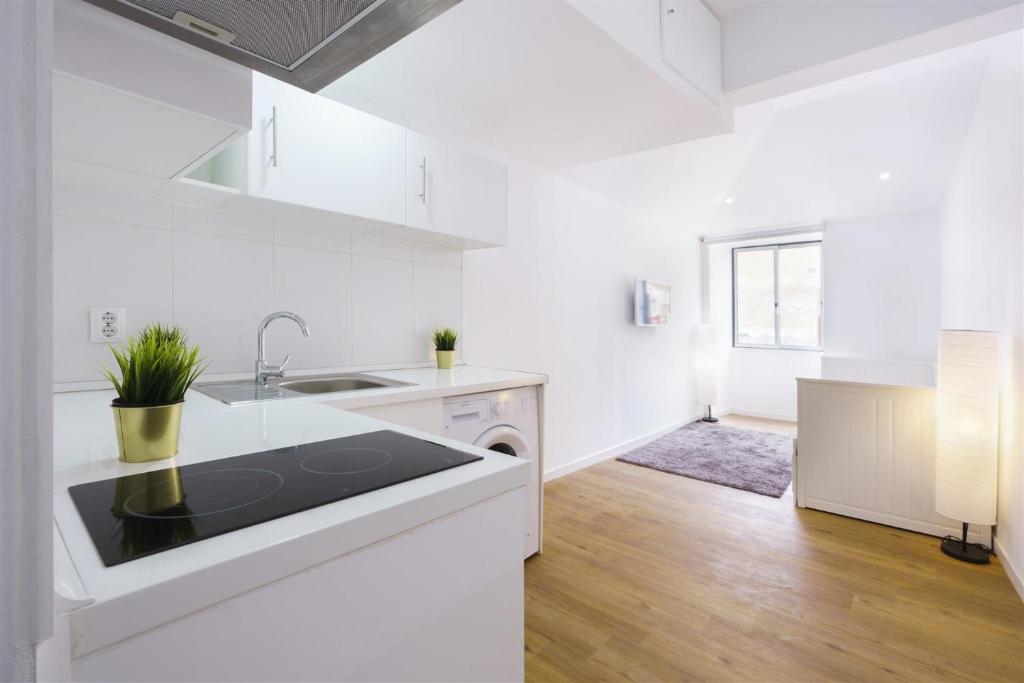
[701,416,719,423]
[940,537,990,564]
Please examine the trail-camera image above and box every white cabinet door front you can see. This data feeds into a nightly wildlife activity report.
[406,132,507,245]
[54,73,240,180]
[248,74,406,225]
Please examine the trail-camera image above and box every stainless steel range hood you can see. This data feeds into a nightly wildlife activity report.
[81,0,462,92]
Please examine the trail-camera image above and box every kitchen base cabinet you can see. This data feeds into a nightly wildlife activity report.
[69,490,525,682]
[342,398,445,437]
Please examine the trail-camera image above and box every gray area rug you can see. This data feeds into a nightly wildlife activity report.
[617,421,793,498]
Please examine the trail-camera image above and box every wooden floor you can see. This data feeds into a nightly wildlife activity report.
[525,417,1023,682]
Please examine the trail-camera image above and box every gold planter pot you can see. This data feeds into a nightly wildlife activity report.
[111,400,183,463]
[435,349,455,369]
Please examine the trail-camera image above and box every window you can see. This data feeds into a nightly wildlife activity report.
[733,242,822,350]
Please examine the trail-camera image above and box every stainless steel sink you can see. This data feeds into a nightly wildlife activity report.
[273,374,412,395]
[195,373,413,405]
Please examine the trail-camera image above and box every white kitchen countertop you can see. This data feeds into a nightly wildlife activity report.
[53,364,546,656]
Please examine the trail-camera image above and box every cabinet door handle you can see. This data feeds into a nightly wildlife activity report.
[419,156,427,204]
[270,106,279,167]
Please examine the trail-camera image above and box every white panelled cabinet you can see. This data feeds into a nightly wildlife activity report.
[247,74,407,226]
[405,132,508,245]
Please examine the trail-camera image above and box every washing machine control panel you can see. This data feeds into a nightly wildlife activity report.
[443,389,537,432]
[443,399,490,431]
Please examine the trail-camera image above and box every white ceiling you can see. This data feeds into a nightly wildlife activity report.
[707,54,987,231]
[564,41,993,234]
[320,0,1005,235]
[703,0,1016,22]
[564,102,776,230]
[320,0,729,169]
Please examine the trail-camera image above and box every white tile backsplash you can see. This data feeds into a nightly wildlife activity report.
[414,243,463,268]
[54,214,173,383]
[173,232,275,374]
[53,187,463,384]
[414,264,463,362]
[273,246,352,368]
[274,219,352,253]
[351,232,415,261]
[172,203,274,243]
[351,255,416,365]
[55,184,173,230]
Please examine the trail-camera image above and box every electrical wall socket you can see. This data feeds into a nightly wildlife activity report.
[89,307,127,343]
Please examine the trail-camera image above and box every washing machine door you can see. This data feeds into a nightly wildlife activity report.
[474,424,539,557]
[474,425,531,461]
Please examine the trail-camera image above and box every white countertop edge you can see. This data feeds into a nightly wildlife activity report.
[67,465,527,657]
[322,373,548,410]
[796,376,935,391]
[56,364,549,399]
[52,363,545,654]
[54,360,456,393]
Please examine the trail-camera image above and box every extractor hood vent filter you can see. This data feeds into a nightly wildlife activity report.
[125,0,381,69]
[86,0,461,92]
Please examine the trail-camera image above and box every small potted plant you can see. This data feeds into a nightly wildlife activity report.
[101,323,206,463]
[431,327,458,370]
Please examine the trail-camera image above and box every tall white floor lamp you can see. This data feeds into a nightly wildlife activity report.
[935,329,999,564]
[694,323,719,423]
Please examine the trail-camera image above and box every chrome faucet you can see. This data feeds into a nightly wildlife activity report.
[256,311,311,386]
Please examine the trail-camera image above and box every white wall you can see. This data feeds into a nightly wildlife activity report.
[53,185,463,386]
[705,212,943,417]
[722,1,1019,92]
[717,348,821,421]
[707,238,821,421]
[822,210,942,384]
[939,33,1023,597]
[463,164,701,477]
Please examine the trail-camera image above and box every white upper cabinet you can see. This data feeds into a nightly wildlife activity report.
[56,1,507,250]
[247,74,406,226]
[54,2,251,183]
[405,132,508,246]
[54,73,242,182]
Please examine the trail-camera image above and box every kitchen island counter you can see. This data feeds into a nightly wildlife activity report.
[51,366,540,680]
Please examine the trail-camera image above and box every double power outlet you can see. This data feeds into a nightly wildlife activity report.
[89,307,127,343]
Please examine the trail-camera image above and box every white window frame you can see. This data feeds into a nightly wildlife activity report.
[732,240,823,351]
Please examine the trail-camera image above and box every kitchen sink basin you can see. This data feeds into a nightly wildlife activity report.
[273,374,411,394]
[195,373,413,405]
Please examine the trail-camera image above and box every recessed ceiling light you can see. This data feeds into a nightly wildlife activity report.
[879,172,892,181]
[724,197,735,204]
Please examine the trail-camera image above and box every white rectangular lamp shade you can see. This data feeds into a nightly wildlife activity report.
[694,323,718,406]
[935,330,999,526]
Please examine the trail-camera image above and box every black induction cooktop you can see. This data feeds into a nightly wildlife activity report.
[69,430,483,567]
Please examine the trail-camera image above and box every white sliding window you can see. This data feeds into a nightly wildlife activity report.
[733,241,822,350]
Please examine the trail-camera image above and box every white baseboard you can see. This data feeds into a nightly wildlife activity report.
[543,413,701,482]
[994,534,1024,602]
[719,408,797,423]
[802,497,989,542]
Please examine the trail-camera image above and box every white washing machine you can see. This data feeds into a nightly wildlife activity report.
[443,385,541,558]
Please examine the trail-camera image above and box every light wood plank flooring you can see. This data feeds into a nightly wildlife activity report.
[525,417,1023,682]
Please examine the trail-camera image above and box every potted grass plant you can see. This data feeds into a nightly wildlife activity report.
[101,323,206,463]
[432,327,458,369]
